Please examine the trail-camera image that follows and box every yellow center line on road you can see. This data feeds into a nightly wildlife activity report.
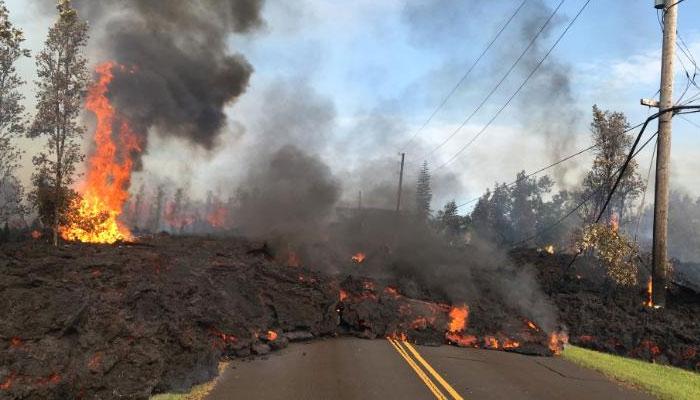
[387,338,449,400]
[402,341,465,400]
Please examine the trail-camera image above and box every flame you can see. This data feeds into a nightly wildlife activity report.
[445,333,478,347]
[267,330,278,341]
[447,305,469,333]
[548,331,569,355]
[206,204,229,228]
[502,338,520,349]
[526,320,539,331]
[610,213,619,232]
[483,335,500,349]
[643,276,654,307]
[30,230,42,239]
[60,62,141,244]
[351,252,366,263]
[544,245,555,255]
[339,289,348,302]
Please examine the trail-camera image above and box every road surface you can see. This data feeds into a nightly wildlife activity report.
[206,337,654,400]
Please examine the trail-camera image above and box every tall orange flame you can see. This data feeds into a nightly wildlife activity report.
[60,62,141,244]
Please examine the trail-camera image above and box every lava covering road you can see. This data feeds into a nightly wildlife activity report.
[0,236,697,399]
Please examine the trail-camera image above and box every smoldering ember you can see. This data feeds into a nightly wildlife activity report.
[1,1,699,400]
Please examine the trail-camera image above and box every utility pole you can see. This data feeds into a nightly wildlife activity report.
[651,0,678,308]
[396,153,406,213]
[358,190,362,210]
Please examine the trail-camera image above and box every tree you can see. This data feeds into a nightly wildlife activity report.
[580,106,644,225]
[510,172,553,246]
[0,1,30,226]
[435,200,470,243]
[415,161,432,220]
[28,0,89,246]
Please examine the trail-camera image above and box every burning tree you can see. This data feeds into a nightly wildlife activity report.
[28,0,89,246]
[0,1,29,227]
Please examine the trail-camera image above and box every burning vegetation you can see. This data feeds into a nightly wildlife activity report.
[60,62,140,244]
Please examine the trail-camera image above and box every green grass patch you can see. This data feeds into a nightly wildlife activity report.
[563,345,700,400]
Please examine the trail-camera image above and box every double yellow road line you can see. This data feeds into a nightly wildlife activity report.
[387,338,465,400]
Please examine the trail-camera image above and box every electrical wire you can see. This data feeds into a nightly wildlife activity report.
[399,0,529,153]
[421,0,568,161]
[435,0,593,171]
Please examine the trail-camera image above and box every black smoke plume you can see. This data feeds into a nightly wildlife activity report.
[71,0,264,156]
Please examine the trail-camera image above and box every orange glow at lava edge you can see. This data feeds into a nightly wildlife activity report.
[60,62,141,244]
[351,252,366,263]
[447,305,469,332]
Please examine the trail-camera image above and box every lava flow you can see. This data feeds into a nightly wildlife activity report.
[60,62,141,244]
[351,252,366,263]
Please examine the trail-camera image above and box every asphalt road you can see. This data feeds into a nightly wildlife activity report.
[206,337,655,400]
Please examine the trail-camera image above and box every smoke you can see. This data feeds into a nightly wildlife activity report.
[514,0,580,187]
[401,0,582,189]
[68,0,265,161]
[236,144,341,241]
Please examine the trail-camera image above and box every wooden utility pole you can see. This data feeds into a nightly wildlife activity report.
[651,0,678,308]
[396,153,406,213]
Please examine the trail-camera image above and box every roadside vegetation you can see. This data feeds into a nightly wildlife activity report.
[563,345,700,400]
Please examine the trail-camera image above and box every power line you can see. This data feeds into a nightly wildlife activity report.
[508,104,700,248]
[400,0,529,153]
[421,0,567,161]
[454,120,646,210]
[510,129,659,248]
[435,0,592,171]
[680,114,700,129]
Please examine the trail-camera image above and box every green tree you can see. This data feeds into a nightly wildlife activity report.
[0,1,30,226]
[580,106,644,225]
[436,200,470,243]
[510,172,553,246]
[415,161,432,220]
[28,0,89,246]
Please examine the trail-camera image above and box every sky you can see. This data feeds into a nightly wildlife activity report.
[7,0,700,211]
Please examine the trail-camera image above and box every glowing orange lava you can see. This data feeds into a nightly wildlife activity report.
[447,305,469,332]
[643,276,654,307]
[60,62,141,244]
[351,252,366,263]
[267,330,278,341]
[548,331,569,355]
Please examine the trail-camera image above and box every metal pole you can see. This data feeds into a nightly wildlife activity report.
[652,0,678,308]
[396,153,406,213]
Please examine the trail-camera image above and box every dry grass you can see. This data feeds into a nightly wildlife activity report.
[150,362,229,400]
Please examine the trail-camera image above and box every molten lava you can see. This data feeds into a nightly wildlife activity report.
[447,305,469,332]
[351,252,366,263]
[60,62,141,244]
[643,276,654,307]
[267,330,278,341]
[548,331,569,355]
